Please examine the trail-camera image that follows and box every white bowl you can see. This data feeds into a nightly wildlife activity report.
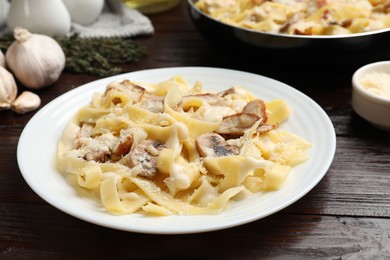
[63,0,104,26]
[352,61,390,131]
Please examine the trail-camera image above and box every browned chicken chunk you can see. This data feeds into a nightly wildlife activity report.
[112,132,133,156]
[84,150,110,163]
[128,140,165,177]
[74,123,94,149]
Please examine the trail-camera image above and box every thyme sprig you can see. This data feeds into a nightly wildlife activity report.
[55,34,148,77]
[0,33,148,77]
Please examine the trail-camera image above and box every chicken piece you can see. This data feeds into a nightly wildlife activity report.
[112,131,133,156]
[128,140,165,177]
[74,123,94,149]
[84,149,110,163]
[196,133,239,158]
[80,133,117,163]
[242,99,267,122]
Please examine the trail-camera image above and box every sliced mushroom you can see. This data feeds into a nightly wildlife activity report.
[128,140,165,177]
[196,133,239,158]
[138,94,164,113]
[216,112,277,136]
[116,80,147,99]
[216,113,259,136]
[256,123,278,135]
[243,99,267,122]
[218,87,237,97]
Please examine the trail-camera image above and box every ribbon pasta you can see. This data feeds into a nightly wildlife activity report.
[195,0,390,35]
[57,76,311,216]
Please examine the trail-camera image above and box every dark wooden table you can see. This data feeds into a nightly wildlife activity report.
[1,1,390,259]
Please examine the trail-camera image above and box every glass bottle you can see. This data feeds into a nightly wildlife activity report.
[123,0,180,14]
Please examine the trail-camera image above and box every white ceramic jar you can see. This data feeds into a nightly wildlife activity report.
[352,61,390,131]
[62,0,105,26]
[6,0,71,36]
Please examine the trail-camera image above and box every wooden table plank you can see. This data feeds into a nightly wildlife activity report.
[1,210,389,259]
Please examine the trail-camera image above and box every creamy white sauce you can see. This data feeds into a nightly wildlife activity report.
[164,163,191,194]
[195,104,235,122]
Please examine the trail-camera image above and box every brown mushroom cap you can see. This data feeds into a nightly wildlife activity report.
[243,99,267,123]
[196,133,239,158]
[216,113,260,136]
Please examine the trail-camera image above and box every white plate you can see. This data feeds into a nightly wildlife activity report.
[17,67,336,234]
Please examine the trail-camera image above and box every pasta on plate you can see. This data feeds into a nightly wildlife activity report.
[195,0,390,35]
[57,76,311,216]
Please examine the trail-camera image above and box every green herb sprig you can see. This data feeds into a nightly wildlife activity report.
[55,34,148,77]
[0,33,148,77]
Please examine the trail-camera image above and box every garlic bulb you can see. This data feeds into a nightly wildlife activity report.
[0,66,18,110]
[11,91,41,114]
[5,27,66,89]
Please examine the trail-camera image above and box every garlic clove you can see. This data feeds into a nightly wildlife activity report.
[5,27,66,89]
[11,91,41,114]
[0,66,18,110]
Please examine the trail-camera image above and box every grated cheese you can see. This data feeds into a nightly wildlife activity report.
[360,71,390,99]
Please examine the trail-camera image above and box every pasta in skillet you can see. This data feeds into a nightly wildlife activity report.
[195,0,390,35]
[57,76,311,216]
